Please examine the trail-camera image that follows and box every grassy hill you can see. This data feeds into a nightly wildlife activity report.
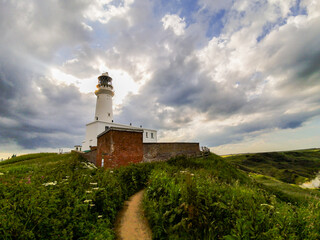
[224,149,320,184]
[0,152,153,239]
[1,151,320,239]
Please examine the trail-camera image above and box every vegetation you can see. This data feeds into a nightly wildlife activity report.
[0,153,154,239]
[1,150,320,239]
[225,149,320,184]
[143,154,320,239]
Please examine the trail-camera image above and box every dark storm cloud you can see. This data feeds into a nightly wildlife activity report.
[0,59,95,149]
[0,0,95,150]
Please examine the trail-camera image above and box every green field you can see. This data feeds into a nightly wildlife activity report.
[224,149,320,184]
[1,151,320,239]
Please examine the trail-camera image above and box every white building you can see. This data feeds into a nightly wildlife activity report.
[81,72,157,151]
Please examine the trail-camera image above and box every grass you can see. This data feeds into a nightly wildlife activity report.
[143,154,320,239]
[0,152,156,239]
[225,149,320,184]
[1,150,320,239]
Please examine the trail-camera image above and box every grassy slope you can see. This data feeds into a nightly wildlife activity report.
[2,151,320,239]
[144,154,320,239]
[225,149,320,184]
[0,153,154,239]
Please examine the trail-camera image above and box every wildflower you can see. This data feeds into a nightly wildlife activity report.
[190,173,195,176]
[110,170,114,173]
[43,181,57,186]
[82,162,97,170]
[26,177,31,184]
[92,187,99,190]
[86,190,92,193]
[260,203,274,209]
[98,215,103,218]
[90,204,95,207]
[84,199,92,203]
[0,172,4,175]
[90,182,98,185]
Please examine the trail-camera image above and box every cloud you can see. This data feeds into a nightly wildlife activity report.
[1,0,320,155]
[162,14,186,35]
[111,0,320,148]
[0,0,95,150]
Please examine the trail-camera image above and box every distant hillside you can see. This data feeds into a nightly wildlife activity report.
[225,149,320,184]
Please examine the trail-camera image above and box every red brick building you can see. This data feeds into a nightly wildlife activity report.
[96,127,144,168]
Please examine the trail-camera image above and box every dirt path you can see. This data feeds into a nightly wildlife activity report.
[115,189,152,240]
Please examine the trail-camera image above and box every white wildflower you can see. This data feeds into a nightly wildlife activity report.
[98,215,103,218]
[90,204,95,207]
[84,199,92,203]
[110,171,114,173]
[43,181,57,186]
[260,203,274,209]
[0,172,4,175]
[92,187,99,190]
[86,191,92,193]
[90,182,98,185]
[82,162,97,170]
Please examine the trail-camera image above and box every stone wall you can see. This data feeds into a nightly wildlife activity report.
[96,128,143,168]
[83,149,97,165]
[143,142,201,163]
[73,149,97,165]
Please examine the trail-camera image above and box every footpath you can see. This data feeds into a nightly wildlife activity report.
[115,189,152,240]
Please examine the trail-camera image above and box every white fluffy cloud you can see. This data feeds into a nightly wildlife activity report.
[161,14,186,35]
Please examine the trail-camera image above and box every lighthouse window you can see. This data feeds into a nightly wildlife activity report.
[151,133,154,138]
[96,117,98,120]
[108,113,111,117]
[146,132,148,138]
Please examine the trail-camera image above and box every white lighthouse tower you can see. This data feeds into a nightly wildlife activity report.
[81,72,157,151]
[94,72,114,122]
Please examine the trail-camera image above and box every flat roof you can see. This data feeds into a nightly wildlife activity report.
[86,120,157,132]
[97,126,143,138]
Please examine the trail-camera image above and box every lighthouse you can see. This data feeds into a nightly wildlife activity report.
[94,72,114,122]
[81,72,157,152]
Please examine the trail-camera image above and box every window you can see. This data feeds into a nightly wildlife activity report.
[96,117,98,120]
[108,113,111,117]
[146,132,148,138]
[151,132,154,138]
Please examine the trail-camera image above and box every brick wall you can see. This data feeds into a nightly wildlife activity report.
[96,128,143,168]
[143,142,201,162]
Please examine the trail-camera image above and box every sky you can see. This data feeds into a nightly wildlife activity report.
[0,0,320,158]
